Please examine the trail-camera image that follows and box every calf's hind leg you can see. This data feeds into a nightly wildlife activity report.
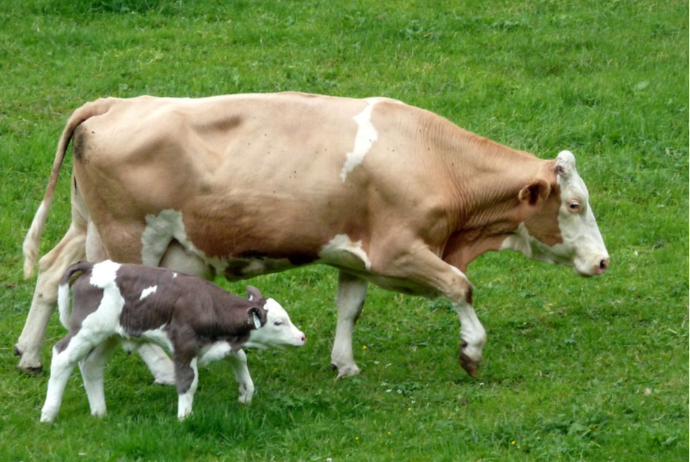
[79,337,120,417]
[41,330,108,423]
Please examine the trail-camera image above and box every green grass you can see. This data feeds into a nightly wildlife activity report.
[0,0,687,461]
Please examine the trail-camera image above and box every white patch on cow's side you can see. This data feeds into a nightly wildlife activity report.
[340,99,379,181]
[319,234,372,271]
[140,285,158,300]
[141,209,228,274]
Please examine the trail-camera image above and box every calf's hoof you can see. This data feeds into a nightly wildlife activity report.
[40,410,56,423]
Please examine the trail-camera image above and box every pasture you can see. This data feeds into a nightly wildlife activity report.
[0,0,687,461]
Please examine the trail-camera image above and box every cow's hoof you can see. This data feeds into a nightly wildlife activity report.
[459,350,478,378]
[21,365,44,375]
[333,363,361,379]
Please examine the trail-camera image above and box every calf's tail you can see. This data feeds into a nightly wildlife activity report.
[22,98,115,279]
[57,261,93,329]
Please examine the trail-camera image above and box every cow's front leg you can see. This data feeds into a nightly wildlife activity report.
[377,249,486,377]
[455,296,486,378]
[331,271,368,379]
[137,344,176,385]
[227,350,254,404]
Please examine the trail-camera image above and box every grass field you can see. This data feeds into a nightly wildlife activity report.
[0,0,687,461]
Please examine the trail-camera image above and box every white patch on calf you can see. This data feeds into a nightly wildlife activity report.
[57,283,71,329]
[140,285,158,300]
[140,325,174,353]
[319,234,372,271]
[80,261,126,337]
[340,99,379,181]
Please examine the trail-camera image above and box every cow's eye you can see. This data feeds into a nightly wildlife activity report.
[274,321,284,326]
[568,201,581,212]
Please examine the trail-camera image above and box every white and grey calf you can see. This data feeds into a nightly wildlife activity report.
[40,260,305,422]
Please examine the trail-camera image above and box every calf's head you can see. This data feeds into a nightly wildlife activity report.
[244,286,306,349]
[508,151,610,277]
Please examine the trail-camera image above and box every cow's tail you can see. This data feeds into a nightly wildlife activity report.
[57,261,93,328]
[22,99,115,279]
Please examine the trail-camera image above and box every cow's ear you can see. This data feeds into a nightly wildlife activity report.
[248,306,267,329]
[246,285,262,302]
[519,179,550,207]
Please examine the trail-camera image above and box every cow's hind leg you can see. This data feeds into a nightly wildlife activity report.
[41,331,105,423]
[17,225,86,372]
[79,336,120,417]
[331,271,368,379]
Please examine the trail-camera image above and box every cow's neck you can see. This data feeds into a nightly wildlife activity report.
[437,127,554,271]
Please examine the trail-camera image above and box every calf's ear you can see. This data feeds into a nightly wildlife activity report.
[518,179,550,207]
[248,306,267,329]
[246,285,263,301]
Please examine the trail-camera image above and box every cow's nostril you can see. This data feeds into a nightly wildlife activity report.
[599,258,609,272]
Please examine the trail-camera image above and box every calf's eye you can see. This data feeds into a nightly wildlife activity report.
[568,202,580,212]
[274,321,284,326]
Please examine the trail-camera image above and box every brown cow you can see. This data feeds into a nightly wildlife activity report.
[18,92,609,379]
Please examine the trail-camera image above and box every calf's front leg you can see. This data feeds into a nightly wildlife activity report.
[175,357,199,420]
[227,350,254,404]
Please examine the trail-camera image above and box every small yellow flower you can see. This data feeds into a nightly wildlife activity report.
[511,441,516,445]
[362,345,367,350]
[387,431,392,435]
[355,436,360,441]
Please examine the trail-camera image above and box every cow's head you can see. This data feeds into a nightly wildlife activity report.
[504,151,610,276]
[245,286,306,348]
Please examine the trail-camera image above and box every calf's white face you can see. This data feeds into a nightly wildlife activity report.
[247,299,306,349]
